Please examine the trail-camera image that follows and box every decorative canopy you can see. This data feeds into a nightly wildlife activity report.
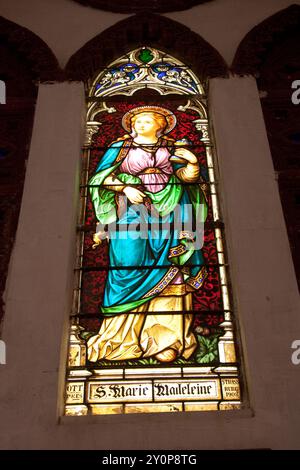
[89,47,204,98]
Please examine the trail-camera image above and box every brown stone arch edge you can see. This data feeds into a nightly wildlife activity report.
[71,0,214,14]
[232,4,300,76]
[232,4,300,289]
[0,15,63,82]
[65,13,228,82]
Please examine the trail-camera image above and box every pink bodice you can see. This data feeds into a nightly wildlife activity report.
[119,145,173,193]
[119,143,183,284]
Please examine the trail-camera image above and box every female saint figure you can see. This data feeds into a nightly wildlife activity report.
[87,106,207,363]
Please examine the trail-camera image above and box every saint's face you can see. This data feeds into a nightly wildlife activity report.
[133,113,161,137]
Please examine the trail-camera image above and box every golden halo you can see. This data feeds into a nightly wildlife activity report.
[122,106,177,134]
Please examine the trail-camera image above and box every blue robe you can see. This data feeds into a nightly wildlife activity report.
[89,139,208,315]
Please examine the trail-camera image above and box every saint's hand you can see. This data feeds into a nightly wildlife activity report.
[92,232,102,249]
[123,186,147,204]
[173,148,197,164]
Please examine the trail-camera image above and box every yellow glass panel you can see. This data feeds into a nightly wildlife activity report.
[206,146,214,168]
[65,405,88,416]
[221,378,241,400]
[88,381,153,403]
[153,379,221,402]
[211,194,220,221]
[90,404,123,415]
[219,265,227,285]
[92,369,123,379]
[208,168,215,182]
[219,402,242,411]
[125,403,183,414]
[221,285,231,310]
[215,228,224,251]
[65,381,85,405]
[182,366,214,377]
[125,367,181,379]
[217,251,225,265]
[184,402,219,411]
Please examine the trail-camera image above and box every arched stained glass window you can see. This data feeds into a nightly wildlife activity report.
[65,47,242,416]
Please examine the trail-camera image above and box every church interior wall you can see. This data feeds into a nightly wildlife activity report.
[0,0,299,450]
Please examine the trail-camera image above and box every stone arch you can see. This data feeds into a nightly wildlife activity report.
[0,15,63,81]
[232,4,300,75]
[71,0,213,14]
[65,13,228,82]
[232,4,300,289]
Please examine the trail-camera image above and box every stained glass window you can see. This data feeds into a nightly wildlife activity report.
[65,48,242,416]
